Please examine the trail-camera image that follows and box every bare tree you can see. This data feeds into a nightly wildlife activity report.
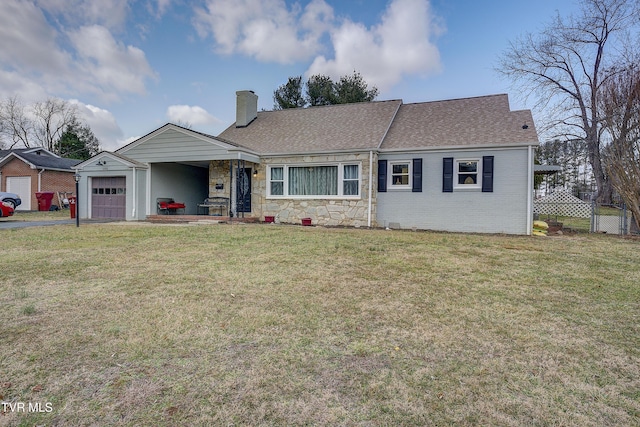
[536,138,592,195]
[174,120,193,129]
[498,0,640,204]
[0,96,34,148]
[600,63,640,229]
[32,98,78,152]
[0,96,79,154]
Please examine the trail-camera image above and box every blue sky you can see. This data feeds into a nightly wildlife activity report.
[0,0,580,151]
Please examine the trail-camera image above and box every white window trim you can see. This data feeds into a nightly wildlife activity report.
[269,166,285,196]
[267,162,362,199]
[454,158,482,190]
[388,160,412,190]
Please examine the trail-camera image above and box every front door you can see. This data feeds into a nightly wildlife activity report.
[236,168,251,213]
[92,176,126,219]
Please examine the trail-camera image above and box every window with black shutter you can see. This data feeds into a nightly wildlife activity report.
[378,160,387,192]
[412,158,422,192]
[482,156,494,192]
[443,157,453,192]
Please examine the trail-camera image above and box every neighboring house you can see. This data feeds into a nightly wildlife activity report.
[0,148,81,210]
[76,90,539,234]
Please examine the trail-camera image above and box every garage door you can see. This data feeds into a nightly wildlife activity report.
[92,177,126,219]
[6,176,31,210]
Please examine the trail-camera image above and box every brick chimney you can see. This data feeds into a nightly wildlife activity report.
[236,90,258,128]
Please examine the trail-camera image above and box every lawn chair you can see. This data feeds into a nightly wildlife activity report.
[157,197,186,215]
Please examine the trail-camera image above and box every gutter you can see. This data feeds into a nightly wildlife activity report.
[258,147,378,158]
[379,141,540,154]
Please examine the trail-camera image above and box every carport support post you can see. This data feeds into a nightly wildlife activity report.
[229,160,233,221]
[74,172,80,227]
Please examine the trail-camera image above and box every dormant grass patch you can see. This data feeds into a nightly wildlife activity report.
[0,223,638,426]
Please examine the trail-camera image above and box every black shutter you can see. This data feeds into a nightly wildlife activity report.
[442,157,453,192]
[482,156,494,192]
[412,158,422,192]
[378,160,387,192]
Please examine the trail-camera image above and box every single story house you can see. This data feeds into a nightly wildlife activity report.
[75,90,539,234]
[0,148,81,210]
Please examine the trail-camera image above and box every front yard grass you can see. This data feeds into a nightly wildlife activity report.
[2,209,71,222]
[1,223,638,426]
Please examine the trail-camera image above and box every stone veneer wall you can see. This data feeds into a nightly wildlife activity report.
[209,160,262,217]
[256,152,377,227]
[209,161,232,200]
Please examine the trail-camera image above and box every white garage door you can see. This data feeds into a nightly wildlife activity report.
[6,176,31,210]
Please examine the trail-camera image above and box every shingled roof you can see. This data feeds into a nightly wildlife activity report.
[218,94,538,155]
[218,100,402,154]
[381,94,538,150]
[0,148,81,171]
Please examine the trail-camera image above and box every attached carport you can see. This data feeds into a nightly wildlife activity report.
[76,124,260,221]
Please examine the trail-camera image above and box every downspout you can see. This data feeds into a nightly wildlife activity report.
[526,145,533,235]
[38,169,45,191]
[367,151,373,228]
[131,167,136,219]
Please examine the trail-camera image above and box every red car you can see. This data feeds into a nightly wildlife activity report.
[0,201,15,218]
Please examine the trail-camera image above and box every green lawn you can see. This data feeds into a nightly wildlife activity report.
[1,223,638,426]
[2,209,71,222]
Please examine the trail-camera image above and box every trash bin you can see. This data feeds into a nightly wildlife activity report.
[35,192,55,211]
[69,196,77,219]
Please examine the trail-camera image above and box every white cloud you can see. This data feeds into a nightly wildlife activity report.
[194,0,333,63]
[151,0,173,18]
[0,1,157,103]
[67,25,157,100]
[166,105,221,126]
[307,0,443,91]
[0,0,70,78]
[0,70,49,104]
[69,100,125,152]
[35,0,130,31]
[193,0,442,91]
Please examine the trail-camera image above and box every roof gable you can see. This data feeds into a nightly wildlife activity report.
[0,148,81,171]
[117,123,240,155]
[116,123,260,163]
[76,151,148,169]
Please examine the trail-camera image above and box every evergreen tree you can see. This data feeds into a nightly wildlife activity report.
[273,76,306,110]
[273,72,379,109]
[54,118,100,160]
[333,72,378,104]
[306,74,336,106]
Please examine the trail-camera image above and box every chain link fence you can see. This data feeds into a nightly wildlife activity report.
[533,191,634,235]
